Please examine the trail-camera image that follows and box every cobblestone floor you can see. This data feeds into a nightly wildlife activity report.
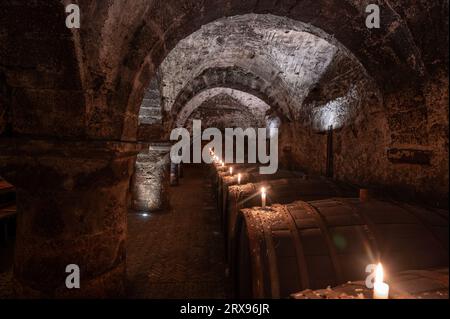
[126,164,229,299]
[0,164,228,299]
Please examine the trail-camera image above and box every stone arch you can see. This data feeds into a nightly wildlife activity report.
[178,89,270,132]
[113,1,433,140]
[165,65,293,134]
[2,2,446,141]
[157,14,352,119]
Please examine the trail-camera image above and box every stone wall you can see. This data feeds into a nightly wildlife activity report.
[183,91,267,132]
[138,77,163,125]
[278,72,449,208]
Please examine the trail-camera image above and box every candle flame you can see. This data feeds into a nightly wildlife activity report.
[230,167,233,174]
[375,263,384,284]
[261,187,266,195]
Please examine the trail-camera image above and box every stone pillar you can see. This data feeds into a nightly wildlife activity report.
[170,162,179,186]
[131,143,171,212]
[178,162,184,179]
[0,139,140,298]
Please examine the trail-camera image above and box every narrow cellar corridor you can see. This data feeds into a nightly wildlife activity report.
[0,2,448,301]
[127,165,228,299]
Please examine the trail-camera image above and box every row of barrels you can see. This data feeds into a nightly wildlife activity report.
[209,162,449,299]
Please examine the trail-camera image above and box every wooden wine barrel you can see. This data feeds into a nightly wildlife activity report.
[225,178,357,260]
[213,163,259,182]
[219,170,306,219]
[211,160,244,174]
[214,163,260,184]
[212,163,259,205]
[232,198,449,299]
[216,165,262,212]
[291,268,449,299]
[212,163,228,174]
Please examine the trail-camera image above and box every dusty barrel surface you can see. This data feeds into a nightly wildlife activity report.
[232,198,449,299]
[216,165,263,214]
[225,178,357,259]
[211,163,260,215]
[210,163,242,191]
[219,169,306,219]
[291,268,449,299]
[213,163,258,185]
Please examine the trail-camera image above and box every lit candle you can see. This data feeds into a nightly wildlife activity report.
[237,173,242,184]
[261,187,267,208]
[229,167,233,176]
[221,161,225,168]
[373,263,389,299]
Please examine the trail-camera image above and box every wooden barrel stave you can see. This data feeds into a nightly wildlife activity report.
[225,179,358,262]
[270,206,376,295]
[233,198,449,299]
[212,164,257,198]
[291,268,449,299]
[219,170,306,220]
[216,165,260,212]
[347,200,449,273]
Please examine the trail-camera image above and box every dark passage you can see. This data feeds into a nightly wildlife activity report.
[127,165,228,299]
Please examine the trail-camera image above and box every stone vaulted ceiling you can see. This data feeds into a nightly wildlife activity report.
[181,89,269,132]
[155,14,381,131]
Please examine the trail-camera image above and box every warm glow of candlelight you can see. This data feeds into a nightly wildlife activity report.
[229,167,233,176]
[373,263,389,299]
[261,187,267,208]
[375,263,384,284]
[237,173,242,184]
